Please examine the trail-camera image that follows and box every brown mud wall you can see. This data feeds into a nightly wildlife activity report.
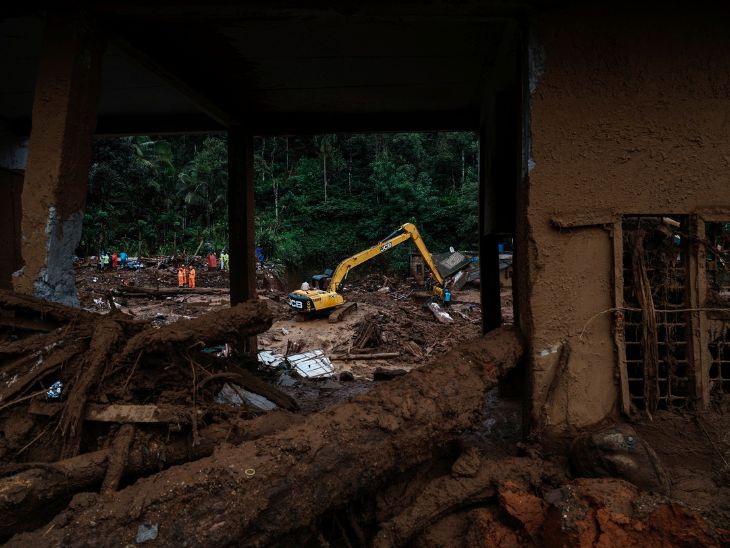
[13,15,104,306]
[0,168,22,290]
[523,5,730,432]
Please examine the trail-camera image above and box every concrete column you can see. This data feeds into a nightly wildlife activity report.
[478,114,502,332]
[227,127,257,351]
[13,15,104,306]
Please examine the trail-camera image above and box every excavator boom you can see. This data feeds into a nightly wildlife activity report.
[289,223,446,313]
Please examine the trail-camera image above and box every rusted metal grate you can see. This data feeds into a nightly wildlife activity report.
[705,222,730,300]
[709,325,730,394]
[623,216,691,410]
[705,223,730,398]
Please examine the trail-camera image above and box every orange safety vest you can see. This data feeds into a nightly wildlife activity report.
[188,268,196,288]
[177,268,187,287]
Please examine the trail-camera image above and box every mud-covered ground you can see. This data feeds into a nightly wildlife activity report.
[0,261,726,545]
[75,258,496,383]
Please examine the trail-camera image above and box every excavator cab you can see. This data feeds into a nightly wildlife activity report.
[311,269,334,289]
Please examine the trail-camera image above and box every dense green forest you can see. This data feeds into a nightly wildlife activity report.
[81,133,479,274]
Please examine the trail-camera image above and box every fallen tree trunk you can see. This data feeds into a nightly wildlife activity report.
[332,352,400,360]
[60,319,125,458]
[11,327,523,547]
[373,454,558,547]
[0,411,303,540]
[115,286,230,298]
[113,300,271,366]
[0,290,96,325]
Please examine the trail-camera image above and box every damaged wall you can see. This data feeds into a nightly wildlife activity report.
[12,15,104,307]
[523,5,730,432]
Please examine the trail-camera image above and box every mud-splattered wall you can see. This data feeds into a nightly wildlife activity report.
[523,5,730,432]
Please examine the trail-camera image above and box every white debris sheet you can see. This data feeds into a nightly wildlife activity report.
[287,350,335,379]
[257,350,286,369]
[215,383,277,411]
[257,349,335,379]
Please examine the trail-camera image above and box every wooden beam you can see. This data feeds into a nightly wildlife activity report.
[693,206,730,221]
[551,211,617,229]
[611,221,631,415]
[9,114,226,139]
[690,215,711,409]
[245,110,479,136]
[108,33,235,128]
[95,114,225,136]
[481,233,503,332]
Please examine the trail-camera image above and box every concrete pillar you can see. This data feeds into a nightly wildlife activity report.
[479,86,520,333]
[478,112,502,332]
[13,15,104,306]
[227,126,257,351]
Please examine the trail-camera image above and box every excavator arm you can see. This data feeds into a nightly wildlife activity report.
[328,223,444,294]
[289,222,446,314]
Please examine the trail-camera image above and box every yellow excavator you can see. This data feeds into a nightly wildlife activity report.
[288,223,446,313]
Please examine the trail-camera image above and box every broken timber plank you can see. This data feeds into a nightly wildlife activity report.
[328,302,357,323]
[611,222,631,415]
[332,352,400,360]
[29,402,200,424]
[115,285,229,298]
[0,414,303,539]
[113,301,272,366]
[551,210,616,229]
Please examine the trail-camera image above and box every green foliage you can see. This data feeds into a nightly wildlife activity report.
[82,132,479,277]
[81,135,229,256]
[252,132,479,277]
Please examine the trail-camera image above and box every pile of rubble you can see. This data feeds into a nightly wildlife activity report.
[0,290,294,539]
[0,289,728,545]
[1,259,727,545]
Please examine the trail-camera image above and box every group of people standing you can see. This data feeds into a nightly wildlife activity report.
[98,251,128,270]
[177,265,196,288]
[177,249,232,289]
[206,251,229,271]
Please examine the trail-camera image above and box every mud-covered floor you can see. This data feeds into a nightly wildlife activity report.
[75,257,500,384]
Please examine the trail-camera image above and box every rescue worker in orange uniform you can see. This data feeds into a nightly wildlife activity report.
[177,266,187,287]
[188,266,196,288]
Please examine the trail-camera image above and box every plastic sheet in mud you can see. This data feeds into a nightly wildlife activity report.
[259,349,335,379]
[287,350,335,379]
[258,350,286,369]
[216,383,277,410]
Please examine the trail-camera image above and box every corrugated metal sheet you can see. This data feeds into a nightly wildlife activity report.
[432,251,471,278]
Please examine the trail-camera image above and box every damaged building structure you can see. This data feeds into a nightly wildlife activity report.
[1,0,729,544]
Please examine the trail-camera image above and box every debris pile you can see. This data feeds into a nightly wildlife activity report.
[0,257,725,545]
[0,288,728,545]
[6,327,527,546]
[0,289,298,540]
